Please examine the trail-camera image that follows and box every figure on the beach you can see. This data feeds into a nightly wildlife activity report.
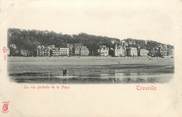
[63,69,67,76]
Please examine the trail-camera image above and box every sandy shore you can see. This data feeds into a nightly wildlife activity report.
[8,56,174,66]
[8,56,174,83]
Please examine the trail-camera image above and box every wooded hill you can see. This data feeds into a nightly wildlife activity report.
[8,28,173,56]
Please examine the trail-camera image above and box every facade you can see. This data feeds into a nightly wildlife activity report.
[75,47,81,55]
[52,48,69,56]
[52,48,60,56]
[168,48,174,57]
[73,43,89,56]
[148,45,174,57]
[98,45,109,56]
[160,45,168,57]
[130,47,138,56]
[35,42,173,57]
[80,46,89,56]
[74,43,82,55]
[20,49,30,56]
[148,48,160,57]
[140,49,149,56]
[37,45,45,56]
[59,48,69,56]
[36,44,89,57]
[44,47,51,56]
[9,43,17,56]
[37,45,69,56]
[126,47,137,56]
[114,44,126,57]
[67,44,74,55]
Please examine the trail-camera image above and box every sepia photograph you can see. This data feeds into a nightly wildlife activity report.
[0,0,181,117]
[5,0,175,84]
[7,28,174,83]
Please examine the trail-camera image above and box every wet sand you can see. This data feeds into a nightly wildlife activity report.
[8,56,174,83]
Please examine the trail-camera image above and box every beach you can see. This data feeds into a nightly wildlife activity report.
[8,56,174,83]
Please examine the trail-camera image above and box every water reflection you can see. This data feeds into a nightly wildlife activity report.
[10,67,173,83]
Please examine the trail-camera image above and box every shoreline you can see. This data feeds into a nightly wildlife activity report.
[8,56,174,66]
[8,56,174,83]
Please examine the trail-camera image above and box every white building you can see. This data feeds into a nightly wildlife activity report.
[114,44,126,57]
[52,48,60,56]
[37,45,45,56]
[20,49,30,56]
[59,48,69,56]
[140,49,149,56]
[74,43,82,55]
[168,48,174,57]
[80,46,89,56]
[52,48,69,56]
[98,45,109,56]
[130,47,138,56]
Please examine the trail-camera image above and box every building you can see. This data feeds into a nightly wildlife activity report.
[46,45,56,56]
[20,49,30,56]
[74,43,82,55]
[37,45,45,56]
[140,49,149,56]
[148,44,174,57]
[59,48,69,56]
[160,44,168,57]
[52,48,60,56]
[148,47,160,57]
[126,47,137,56]
[52,48,69,56]
[67,44,74,55]
[44,47,51,56]
[114,44,126,57]
[37,45,52,56]
[167,48,174,57]
[73,43,89,56]
[75,47,81,55]
[80,46,89,56]
[9,43,17,56]
[130,47,138,56]
[37,44,70,57]
[98,45,109,56]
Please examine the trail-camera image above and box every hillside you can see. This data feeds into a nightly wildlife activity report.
[8,28,174,56]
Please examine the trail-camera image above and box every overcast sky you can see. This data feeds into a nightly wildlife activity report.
[4,0,182,44]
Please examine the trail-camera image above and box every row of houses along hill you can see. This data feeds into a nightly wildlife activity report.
[98,39,174,57]
[36,43,89,56]
[115,39,174,57]
[9,38,174,58]
[7,28,174,57]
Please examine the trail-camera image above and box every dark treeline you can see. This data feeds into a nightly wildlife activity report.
[8,28,174,56]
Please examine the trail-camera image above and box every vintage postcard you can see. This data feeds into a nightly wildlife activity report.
[0,0,182,116]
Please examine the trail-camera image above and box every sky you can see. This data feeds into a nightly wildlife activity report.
[3,0,182,44]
